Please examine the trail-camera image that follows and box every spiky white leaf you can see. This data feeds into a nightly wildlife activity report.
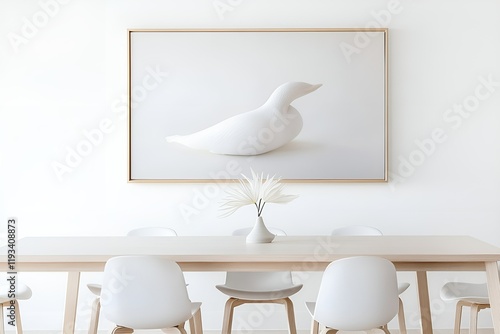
[219,168,298,218]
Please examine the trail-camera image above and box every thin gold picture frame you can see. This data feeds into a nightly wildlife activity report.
[127,28,389,183]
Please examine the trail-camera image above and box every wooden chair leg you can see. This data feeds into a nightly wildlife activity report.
[376,325,391,334]
[470,304,480,334]
[88,298,100,334]
[111,326,134,334]
[280,297,297,334]
[188,317,195,334]
[176,322,188,334]
[310,319,320,334]
[13,301,23,334]
[469,303,490,334]
[0,301,23,334]
[221,298,244,334]
[454,300,465,334]
[221,297,297,334]
[191,307,203,334]
[221,298,236,334]
[397,297,407,334]
[0,303,5,334]
[320,328,338,334]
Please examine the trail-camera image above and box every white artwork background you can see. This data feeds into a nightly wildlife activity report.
[130,31,386,180]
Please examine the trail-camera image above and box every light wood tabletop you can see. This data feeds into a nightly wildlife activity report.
[2,235,500,334]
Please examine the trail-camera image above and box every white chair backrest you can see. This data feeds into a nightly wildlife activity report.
[314,256,399,331]
[440,282,488,301]
[0,282,32,301]
[101,256,192,329]
[224,271,296,291]
[225,227,292,290]
[232,227,286,236]
[331,225,383,236]
[126,227,177,237]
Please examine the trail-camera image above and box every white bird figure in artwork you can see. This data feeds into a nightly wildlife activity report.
[166,81,322,155]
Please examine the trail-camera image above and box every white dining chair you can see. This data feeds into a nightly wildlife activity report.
[331,225,409,334]
[0,282,32,334]
[305,256,399,334]
[331,225,383,236]
[440,281,490,334]
[100,256,202,334]
[216,227,303,334]
[125,226,178,237]
[87,226,177,334]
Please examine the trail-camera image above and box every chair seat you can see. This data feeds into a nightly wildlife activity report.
[440,282,489,304]
[218,228,299,334]
[216,283,303,300]
[440,281,492,334]
[305,301,316,316]
[190,302,202,314]
[398,282,410,295]
[458,297,490,304]
[87,283,102,296]
[0,282,32,334]
[0,283,32,303]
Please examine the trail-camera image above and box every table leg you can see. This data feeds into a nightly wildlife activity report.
[63,272,81,334]
[485,262,500,334]
[416,271,433,334]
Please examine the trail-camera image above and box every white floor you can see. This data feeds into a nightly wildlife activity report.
[7,330,496,334]
[115,331,489,334]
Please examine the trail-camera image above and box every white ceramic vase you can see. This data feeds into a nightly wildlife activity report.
[246,216,275,244]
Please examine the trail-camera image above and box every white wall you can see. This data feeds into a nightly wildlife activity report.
[1,0,500,331]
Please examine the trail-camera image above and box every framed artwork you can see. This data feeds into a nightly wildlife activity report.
[128,28,388,182]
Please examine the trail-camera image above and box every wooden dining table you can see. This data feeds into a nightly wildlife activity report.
[2,235,500,334]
